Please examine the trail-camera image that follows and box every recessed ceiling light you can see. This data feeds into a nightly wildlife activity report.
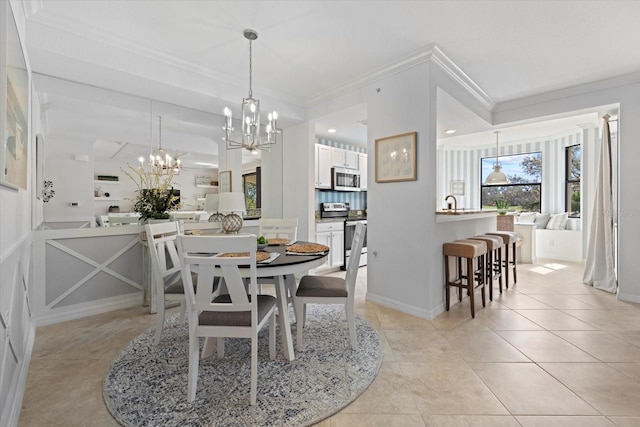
[328,128,337,133]
[445,129,456,135]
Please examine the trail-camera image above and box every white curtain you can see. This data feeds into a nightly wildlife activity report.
[583,114,617,293]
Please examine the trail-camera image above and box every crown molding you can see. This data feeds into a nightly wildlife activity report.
[305,43,495,112]
[305,44,438,107]
[430,45,495,111]
[27,11,306,107]
[494,71,640,113]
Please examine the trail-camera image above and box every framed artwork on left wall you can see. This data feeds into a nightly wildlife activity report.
[1,3,29,190]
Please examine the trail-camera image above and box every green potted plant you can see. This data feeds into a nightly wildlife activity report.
[123,165,181,222]
[495,198,510,215]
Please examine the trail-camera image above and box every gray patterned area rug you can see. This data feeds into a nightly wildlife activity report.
[103,305,382,426]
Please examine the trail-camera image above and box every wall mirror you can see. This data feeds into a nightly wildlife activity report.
[1,4,29,189]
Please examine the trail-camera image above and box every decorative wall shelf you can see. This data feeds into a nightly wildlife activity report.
[94,197,122,201]
[195,184,218,189]
[94,180,119,185]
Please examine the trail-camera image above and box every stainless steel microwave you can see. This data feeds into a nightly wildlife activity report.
[332,167,360,191]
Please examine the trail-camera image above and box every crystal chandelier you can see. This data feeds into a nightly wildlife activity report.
[485,131,509,185]
[223,29,281,152]
[139,116,181,175]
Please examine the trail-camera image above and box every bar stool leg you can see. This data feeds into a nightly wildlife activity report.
[504,245,510,289]
[511,241,518,284]
[457,257,463,301]
[480,254,486,308]
[444,255,451,311]
[468,257,475,318]
[497,246,503,294]
[486,251,493,301]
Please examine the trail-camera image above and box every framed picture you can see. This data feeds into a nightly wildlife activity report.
[219,170,232,192]
[1,4,29,190]
[375,132,417,183]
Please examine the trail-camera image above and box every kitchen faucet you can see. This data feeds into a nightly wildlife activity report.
[445,194,457,213]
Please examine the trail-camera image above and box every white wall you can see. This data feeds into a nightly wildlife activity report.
[282,122,315,242]
[0,2,36,425]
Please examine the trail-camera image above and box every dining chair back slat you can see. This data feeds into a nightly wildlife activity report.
[258,218,298,241]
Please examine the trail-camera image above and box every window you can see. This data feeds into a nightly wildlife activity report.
[481,151,542,212]
[565,144,581,218]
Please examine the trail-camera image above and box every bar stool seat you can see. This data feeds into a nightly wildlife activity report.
[443,239,487,318]
[468,235,504,300]
[487,231,518,288]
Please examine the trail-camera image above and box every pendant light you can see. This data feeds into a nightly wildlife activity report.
[485,131,509,185]
[223,29,281,152]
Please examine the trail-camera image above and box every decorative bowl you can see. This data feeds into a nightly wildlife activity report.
[257,243,268,251]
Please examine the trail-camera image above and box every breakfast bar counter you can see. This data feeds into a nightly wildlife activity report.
[435,210,497,223]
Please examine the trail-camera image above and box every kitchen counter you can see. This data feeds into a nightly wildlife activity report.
[435,209,497,222]
[316,217,347,223]
[316,216,367,223]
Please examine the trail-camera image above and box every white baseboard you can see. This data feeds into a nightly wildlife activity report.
[365,292,443,320]
[2,323,35,427]
[617,291,640,304]
[34,293,143,326]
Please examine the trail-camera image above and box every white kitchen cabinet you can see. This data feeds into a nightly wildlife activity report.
[315,221,345,269]
[358,153,368,190]
[331,147,358,170]
[315,144,332,189]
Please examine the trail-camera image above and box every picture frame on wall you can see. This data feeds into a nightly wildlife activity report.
[1,4,30,190]
[219,170,232,192]
[374,132,417,183]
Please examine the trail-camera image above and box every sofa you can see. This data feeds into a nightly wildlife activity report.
[514,212,582,263]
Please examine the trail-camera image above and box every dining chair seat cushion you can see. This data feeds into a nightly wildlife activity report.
[296,275,348,298]
[201,294,276,326]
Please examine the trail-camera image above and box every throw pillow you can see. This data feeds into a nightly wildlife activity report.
[546,212,569,230]
[518,212,536,223]
[534,213,551,229]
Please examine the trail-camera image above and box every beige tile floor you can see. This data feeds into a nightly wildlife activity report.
[19,259,640,426]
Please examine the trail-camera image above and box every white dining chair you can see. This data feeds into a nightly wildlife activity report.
[170,212,198,222]
[177,234,276,405]
[295,222,366,350]
[145,221,190,345]
[109,216,140,226]
[258,218,298,242]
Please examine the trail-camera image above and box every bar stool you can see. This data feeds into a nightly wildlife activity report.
[468,235,504,300]
[443,239,487,318]
[487,231,518,288]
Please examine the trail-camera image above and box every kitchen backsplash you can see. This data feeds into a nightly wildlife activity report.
[315,190,366,210]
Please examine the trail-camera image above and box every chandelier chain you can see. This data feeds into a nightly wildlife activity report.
[248,39,253,98]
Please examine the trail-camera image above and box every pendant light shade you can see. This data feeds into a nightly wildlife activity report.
[485,131,509,185]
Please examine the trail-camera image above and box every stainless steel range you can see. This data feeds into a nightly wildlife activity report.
[320,202,350,219]
[320,202,367,270]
